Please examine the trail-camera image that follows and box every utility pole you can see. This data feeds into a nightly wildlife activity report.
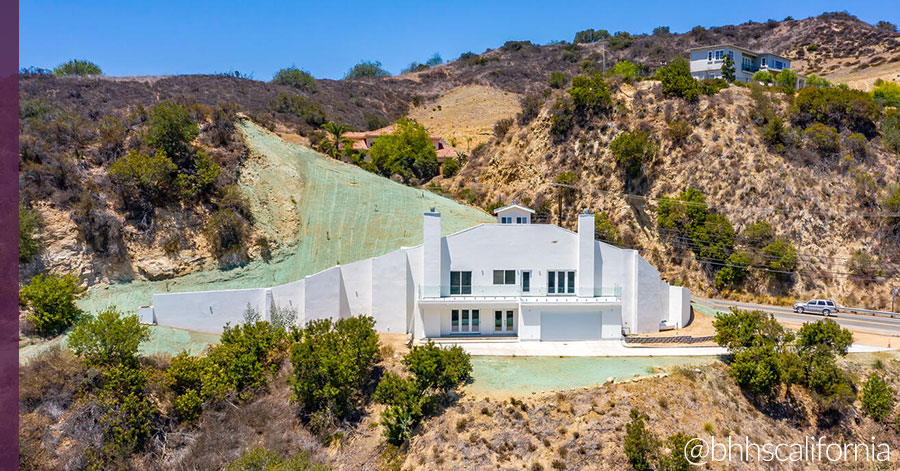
[550,182,579,227]
[892,287,900,313]
[601,46,606,74]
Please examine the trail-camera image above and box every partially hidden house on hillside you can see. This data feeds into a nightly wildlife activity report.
[688,44,806,88]
[342,125,463,163]
[140,205,691,348]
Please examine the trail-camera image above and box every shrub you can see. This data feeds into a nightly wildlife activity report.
[66,306,150,368]
[567,73,613,114]
[805,74,831,88]
[272,66,317,92]
[806,44,819,51]
[699,78,728,95]
[665,120,692,145]
[594,212,620,245]
[517,94,543,125]
[441,157,461,178]
[713,309,793,397]
[204,208,251,262]
[741,221,775,248]
[610,130,657,179]
[752,70,774,84]
[89,365,157,463]
[374,373,426,445]
[611,60,639,82]
[494,117,514,138]
[660,432,695,471]
[714,251,753,290]
[573,29,610,44]
[548,72,568,89]
[501,40,534,52]
[403,341,472,394]
[208,319,290,400]
[225,447,325,471]
[790,86,881,137]
[109,150,177,210]
[368,119,439,183]
[608,32,633,50]
[761,238,798,279]
[884,110,900,154]
[872,79,900,108]
[173,388,203,422]
[20,273,85,336]
[624,409,658,471]
[876,21,898,32]
[344,60,390,79]
[844,133,867,159]
[803,123,840,155]
[290,316,380,422]
[174,149,222,199]
[652,26,670,36]
[52,59,101,76]
[720,54,735,82]
[549,96,575,138]
[656,57,700,102]
[19,202,41,263]
[271,93,326,127]
[884,182,900,230]
[860,374,895,422]
[98,116,127,160]
[794,319,853,404]
[145,101,200,166]
[775,69,799,94]
[848,249,882,280]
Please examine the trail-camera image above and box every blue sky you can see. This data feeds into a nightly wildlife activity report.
[19,1,900,80]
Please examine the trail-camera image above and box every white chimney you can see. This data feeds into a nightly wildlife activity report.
[577,212,595,297]
[422,211,442,298]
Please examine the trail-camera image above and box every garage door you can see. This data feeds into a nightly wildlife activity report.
[540,312,602,341]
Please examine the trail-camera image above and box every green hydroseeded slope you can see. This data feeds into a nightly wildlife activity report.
[78,120,492,314]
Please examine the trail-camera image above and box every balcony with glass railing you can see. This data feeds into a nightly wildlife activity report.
[418,284,622,300]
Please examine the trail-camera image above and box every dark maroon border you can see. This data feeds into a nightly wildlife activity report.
[0,0,18,467]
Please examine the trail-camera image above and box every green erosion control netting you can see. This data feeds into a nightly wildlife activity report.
[78,121,493,315]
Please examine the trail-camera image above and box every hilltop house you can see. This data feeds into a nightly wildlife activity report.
[140,205,691,346]
[688,44,805,88]
[343,125,462,163]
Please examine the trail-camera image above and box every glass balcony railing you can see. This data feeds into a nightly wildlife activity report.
[418,285,622,299]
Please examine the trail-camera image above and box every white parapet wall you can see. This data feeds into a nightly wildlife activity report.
[667,286,692,328]
[150,287,268,334]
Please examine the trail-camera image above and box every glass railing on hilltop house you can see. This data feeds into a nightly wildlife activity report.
[418,285,622,299]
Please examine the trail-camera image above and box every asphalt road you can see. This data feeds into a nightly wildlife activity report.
[695,297,900,338]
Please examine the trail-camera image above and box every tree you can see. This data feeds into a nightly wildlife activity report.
[145,101,200,167]
[624,409,658,471]
[319,121,352,158]
[52,59,102,76]
[19,202,41,263]
[860,374,895,422]
[741,221,775,248]
[714,251,753,290]
[109,150,177,210]
[368,119,439,183]
[720,54,736,82]
[806,74,832,88]
[344,60,390,79]
[656,57,700,102]
[66,307,150,368]
[20,273,85,336]
[761,238,798,279]
[752,70,774,84]
[594,212,620,245]
[794,319,853,405]
[610,130,657,179]
[567,73,613,114]
[713,309,794,397]
[271,66,317,92]
[441,157,461,178]
[775,69,799,94]
[612,60,639,82]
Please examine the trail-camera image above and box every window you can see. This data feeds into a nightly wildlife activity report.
[451,310,459,332]
[761,57,766,67]
[714,50,724,60]
[471,309,479,332]
[501,217,512,224]
[495,310,514,332]
[506,310,514,330]
[495,310,502,330]
[548,271,575,294]
[522,271,531,293]
[450,271,471,295]
[493,270,515,285]
[516,216,526,224]
[774,60,783,69]
[742,57,752,71]
[707,51,713,61]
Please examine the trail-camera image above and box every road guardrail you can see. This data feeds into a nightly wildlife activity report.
[839,306,898,319]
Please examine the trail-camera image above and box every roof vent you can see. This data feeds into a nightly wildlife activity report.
[430,207,436,212]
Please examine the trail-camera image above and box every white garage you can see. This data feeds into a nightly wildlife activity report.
[540,311,603,341]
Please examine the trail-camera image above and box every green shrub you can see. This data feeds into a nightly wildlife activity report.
[19,202,41,263]
[271,93,326,127]
[66,306,150,368]
[762,116,787,150]
[145,101,200,166]
[225,447,326,471]
[494,117,514,137]
[368,119,439,183]
[204,208,251,262]
[884,182,900,230]
[374,373,426,445]
[860,374,895,422]
[344,60,390,79]
[775,69,799,94]
[290,316,380,423]
[803,123,840,155]
[441,157,461,178]
[608,32,633,50]
[665,120,692,145]
[548,72,568,89]
[549,96,575,138]
[713,309,793,397]
[656,57,700,102]
[794,319,853,404]
[208,320,290,401]
[752,70,774,84]
[52,59,101,76]
[611,60,639,82]
[594,212,620,245]
[848,249,882,280]
[791,86,881,136]
[805,74,831,88]
[272,67,317,92]
[173,388,203,422]
[517,94,543,125]
[89,365,157,464]
[109,150,177,210]
[806,44,819,51]
[573,29,610,44]
[403,341,472,394]
[761,238,798,279]
[174,149,222,199]
[699,78,728,95]
[845,133,867,159]
[567,73,612,114]
[720,55,735,82]
[741,221,775,248]
[714,251,753,290]
[872,79,900,108]
[624,409,658,471]
[660,432,695,471]
[884,110,900,154]
[20,273,85,336]
[501,40,534,52]
[610,130,657,178]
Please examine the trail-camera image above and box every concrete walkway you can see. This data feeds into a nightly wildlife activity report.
[430,338,892,357]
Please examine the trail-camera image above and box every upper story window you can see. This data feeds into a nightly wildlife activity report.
[493,270,516,285]
[450,271,472,295]
[714,50,724,60]
[707,51,713,61]
[773,60,784,69]
[547,270,575,294]
[516,217,526,224]
[761,57,766,67]
[500,217,512,224]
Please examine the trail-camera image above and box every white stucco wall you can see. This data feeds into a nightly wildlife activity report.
[304,266,347,322]
[270,279,304,326]
[495,207,532,224]
[371,249,411,333]
[668,286,691,328]
[151,287,267,333]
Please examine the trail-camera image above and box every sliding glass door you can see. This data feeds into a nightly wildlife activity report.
[451,309,479,334]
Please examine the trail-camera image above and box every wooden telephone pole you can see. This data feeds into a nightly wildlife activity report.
[550,182,579,227]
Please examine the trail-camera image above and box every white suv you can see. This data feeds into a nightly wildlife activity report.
[793,299,837,316]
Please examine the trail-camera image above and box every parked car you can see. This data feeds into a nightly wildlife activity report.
[793,299,838,316]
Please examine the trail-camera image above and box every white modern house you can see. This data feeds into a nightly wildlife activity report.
[140,205,690,345]
[688,44,805,88]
